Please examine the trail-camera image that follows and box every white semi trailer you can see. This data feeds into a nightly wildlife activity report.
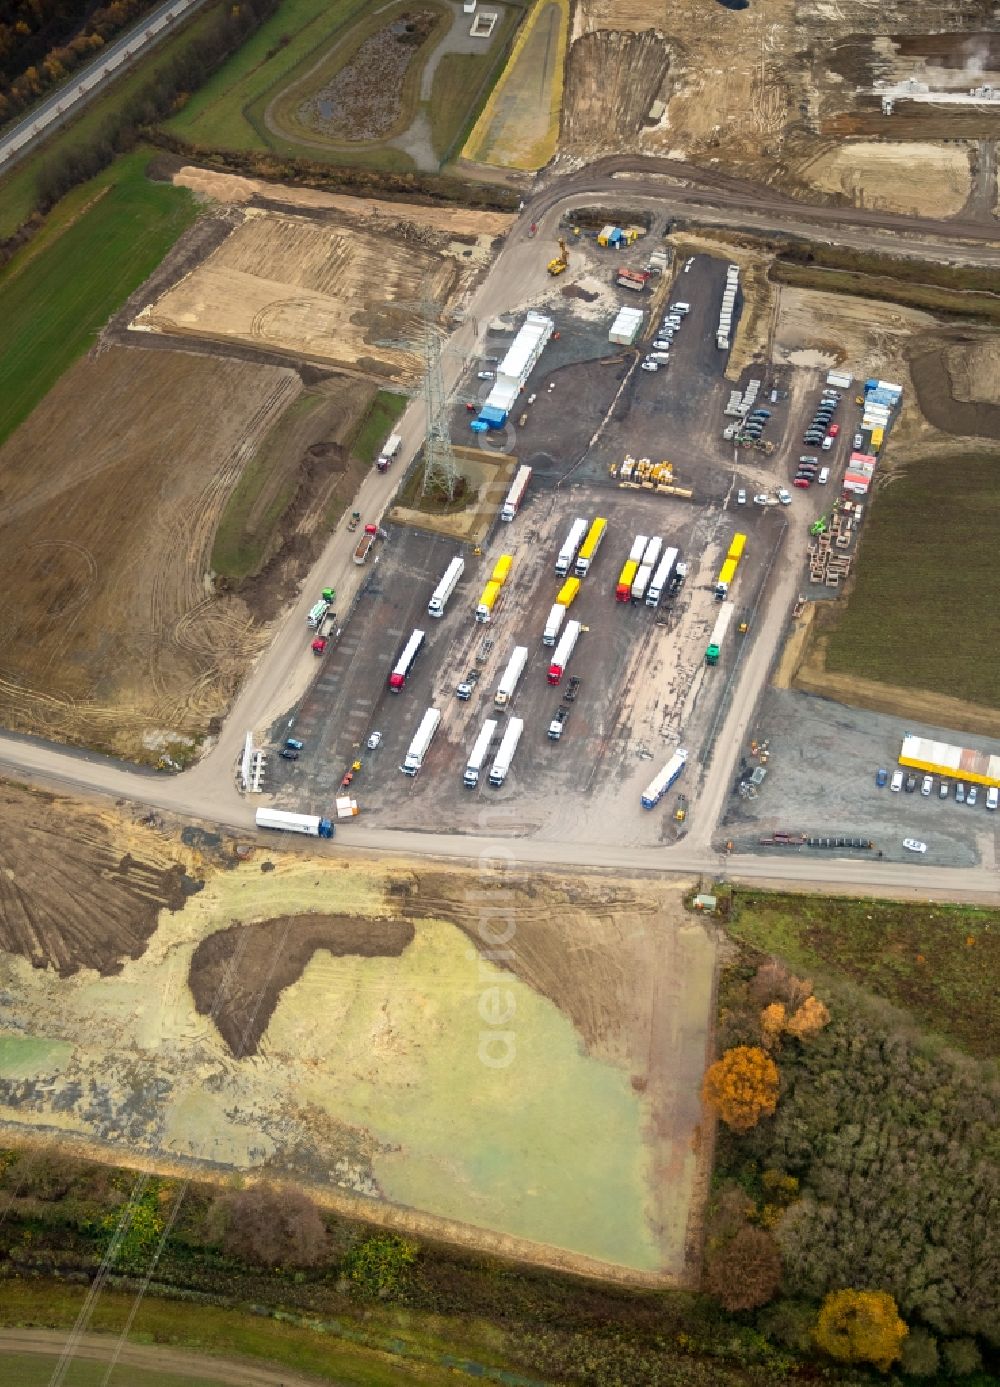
[488,717,524,787]
[401,707,441,776]
[494,645,528,708]
[464,718,498,787]
[428,556,465,617]
[646,546,679,607]
[555,517,588,576]
[255,808,334,838]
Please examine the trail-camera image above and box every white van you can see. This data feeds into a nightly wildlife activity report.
[818,466,829,484]
[890,770,904,792]
[987,786,999,810]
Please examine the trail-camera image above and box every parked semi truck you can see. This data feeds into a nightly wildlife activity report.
[574,517,607,576]
[475,579,503,623]
[307,599,330,629]
[640,748,688,809]
[542,602,567,647]
[428,556,464,617]
[491,554,513,586]
[714,533,746,601]
[669,560,689,596]
[401,707,441,776]
[628,534,649,565]
[547,620,581,684]
[616,560,639,602]
[646,546,679,607]
[489,717,524,787]
[354,524,378,564]
[255,808,334,838]
[555,576,580,608]
[500,465,532,521]
[642,535,663,570]
[631,562,655,603]
[376,433,402,473]
[388,628,426,691]
[555,517,588,575]
[705,604,736,664]
[464,718,498,788]
[494,645,528,708]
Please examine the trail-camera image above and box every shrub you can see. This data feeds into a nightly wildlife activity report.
[813,1288,907,1371]
[211,1183,326,1268]
[342,1233,417,1300]
[702,1046,780,1132]
[942,1337,983,1376]
[900,1326,940,1378]
[703,1225,781,1312]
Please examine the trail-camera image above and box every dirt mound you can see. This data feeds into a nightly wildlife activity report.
[941,337,1000,404]
[0,782,194,975]
[562,30,669,148]
[909,336,1000,439]
[188,912,414,1056]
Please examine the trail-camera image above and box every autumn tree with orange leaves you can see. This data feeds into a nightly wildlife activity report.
[814,1289,907,1371]
[702,1045,780,1131]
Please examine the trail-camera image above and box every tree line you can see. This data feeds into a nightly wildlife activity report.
[0,0,161,123]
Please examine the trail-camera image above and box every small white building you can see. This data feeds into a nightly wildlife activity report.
[463,0,476,10]
[481,311,555,418]
[609,305,644,346]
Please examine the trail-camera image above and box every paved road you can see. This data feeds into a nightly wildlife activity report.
[0,170,997,902]
[0,0,209,173]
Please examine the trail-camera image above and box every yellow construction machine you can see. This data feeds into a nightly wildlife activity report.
[547,238,568,276]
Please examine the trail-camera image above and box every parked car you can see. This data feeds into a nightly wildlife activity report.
[890,770,904,792]
[920,774,933,796]
[821,436,834,451]
[751,408,771,420]
[818,466,830,484]
[939,781,950,799]
[956,782,966,803]
[279,749,299,761]
[827,423,840,437]
[476,370,494,380]
[640,361,659,372]
[875,767,888,787]
[987,787,999,810]
[799,455,819,464]
[967,785,978,806]
[285,738,304,750]
[366,730,382,750]
[653,338,672,350]
[903,838,927,854]
[904,774,917,792]
[792,477,811,488]
[753,493,770,505]
[777,488,792,505]
[737,488,747,504]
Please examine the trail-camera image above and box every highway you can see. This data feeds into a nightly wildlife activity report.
[0,167,997,904]
[0,0,210,173]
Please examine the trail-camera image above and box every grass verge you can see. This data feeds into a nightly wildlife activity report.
[167,0,367,151]
[770,260,1000,326]
[0,1350,230,1387]
[822,454,1000,709]
[722,886,1000,1057]
[350,389,407,465]
[0,1281,490,1386]
[0,151,197,447]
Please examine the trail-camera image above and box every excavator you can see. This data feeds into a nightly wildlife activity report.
[547,237,568,276]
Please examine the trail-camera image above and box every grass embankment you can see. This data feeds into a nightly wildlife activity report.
[0,1351,229,1387]
[167,0,369,152]
[0,4,228,242]
[820,455,1000,710]
[723,887,1000,1058]
[770,260,1000,325]
[0,1282,481,1386]
[428,9,521,165]
[351,389,407,465]
[0,151,197,447]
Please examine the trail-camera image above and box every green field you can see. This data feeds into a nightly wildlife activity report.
[823,455,1000,708]
[352,390,407,464]
[723,887,1000,1057]
[0,1353,231,1387]
[0,152,197,447]
[167,0,368,150]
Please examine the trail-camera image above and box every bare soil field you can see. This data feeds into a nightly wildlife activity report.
[561,1,996,190]
[798,141,972,216]
[0,781,196,977]
[0,851,716,1283]
[910,334,1000,440]
[134,208,478,384]
[0,348,299,760]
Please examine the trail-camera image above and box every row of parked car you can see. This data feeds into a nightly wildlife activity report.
[876,766,999,808]
[641,302,690,372]
[803,389,843,448]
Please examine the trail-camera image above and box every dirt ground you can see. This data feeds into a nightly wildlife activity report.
[559,1,995,190]
[172,167,515,237]
[943,336,1000,404]
[0,348,300,760]
[797,141,972,216]
[909,333,1000,439]
[0,781,196,976]
[388,448,515,544]
[0,849,717,1284]
[189,912,415,1056]
[133,207,477,384]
